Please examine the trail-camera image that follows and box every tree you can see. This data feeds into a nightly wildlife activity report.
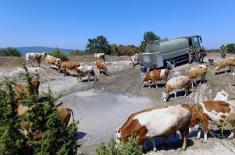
[86,36,112,55]
[0,47,21,57]
[140,32,160,51]
[110,44,120,56]
[225,44,235,53]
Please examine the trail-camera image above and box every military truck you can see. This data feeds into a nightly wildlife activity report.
[139,35,203,72]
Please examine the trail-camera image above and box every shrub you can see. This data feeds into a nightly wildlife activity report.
[0,66,78,154]
[96,136,142,155]
[49,48,69,61]
[0,47,21,57]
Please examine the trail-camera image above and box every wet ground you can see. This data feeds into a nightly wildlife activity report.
[60,89,158,154]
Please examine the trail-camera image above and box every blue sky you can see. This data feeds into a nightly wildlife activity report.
[0,0,234,49]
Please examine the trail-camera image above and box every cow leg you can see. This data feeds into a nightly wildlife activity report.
[191,81,194,88]
[155,82,158,88]
[174,91,177,98]
[179,128,189,150]
[197,129,201,139]
[88,72,91,81]
[184,89,188,97]
[151,137,157,151]
[228,131,234,139]
[202,131,208,143]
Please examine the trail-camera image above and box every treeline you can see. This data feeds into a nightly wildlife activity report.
[0,32,161,57]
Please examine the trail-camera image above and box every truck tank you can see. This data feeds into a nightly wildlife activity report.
[146,38,189,53]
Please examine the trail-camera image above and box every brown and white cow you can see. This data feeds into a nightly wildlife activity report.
[116,104,192,151]
[185,64,208,87]
[18,105,75,136]
[130,53,139,66]
[162,76,191,102]
[143,69,170,88]
[57,60,80,76]
[215,58,235,75]
[189,100,235,143]
[76,65,98,82]
[94,53,105,62]
[96,59,110,76]
[13,78,40,101]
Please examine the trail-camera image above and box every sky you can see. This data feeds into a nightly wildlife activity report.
[0,0,234,49]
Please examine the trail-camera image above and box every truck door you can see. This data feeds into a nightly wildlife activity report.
[192,36,200,48]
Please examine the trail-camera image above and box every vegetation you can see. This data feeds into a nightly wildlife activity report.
[0,47,21,57]
[110,44,141,56]
[140,31,160,51]
[0,67,78,154]
[69,50,85,56]
[96,136,142,155]
[49,48,69,61]
[86,36,112,55]
[225,43,235,53]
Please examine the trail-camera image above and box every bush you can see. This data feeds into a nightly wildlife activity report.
[49,48,69,61]
[96,136,142,155]
[0,47,21,57]
[0,67,78,154]
[69,50,85,56]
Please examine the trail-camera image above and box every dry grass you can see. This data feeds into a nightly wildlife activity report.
[0,56,25,68]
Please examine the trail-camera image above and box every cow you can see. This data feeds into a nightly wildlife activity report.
[94,53,105,62]
[18,105,75,136]
[185,64,208,87]
[57,60,80,76]
[116,104,192,151]
[189,100,235,143]
[130,53,139,66]
[13,78,40,101]
[143,69,170,88]
[96,59,110,76]
[25,52,44,66]
[42,52,61,68]
[214,58,235,75]
[162,76,191,102]
[76,65,98,82]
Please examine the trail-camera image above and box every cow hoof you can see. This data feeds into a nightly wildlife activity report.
[200,138,207,143]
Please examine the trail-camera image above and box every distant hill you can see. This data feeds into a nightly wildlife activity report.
[15,46,75,55]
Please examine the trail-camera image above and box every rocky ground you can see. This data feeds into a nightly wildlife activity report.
[0,53,235,155]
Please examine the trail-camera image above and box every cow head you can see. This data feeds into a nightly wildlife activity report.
[42,52,47,57]
[162,92,169,102]
[115,128,122,144]
[189,104,202,129]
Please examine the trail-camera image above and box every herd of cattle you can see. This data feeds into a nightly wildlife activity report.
[117,56,235,151]
[25,52,109,81]
[8,52,235,151]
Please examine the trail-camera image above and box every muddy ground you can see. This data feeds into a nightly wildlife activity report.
[0,53,235,155]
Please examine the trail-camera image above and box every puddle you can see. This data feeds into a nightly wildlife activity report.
[59,90,158,154]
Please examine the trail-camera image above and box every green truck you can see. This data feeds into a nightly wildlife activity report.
[139,35,203,72]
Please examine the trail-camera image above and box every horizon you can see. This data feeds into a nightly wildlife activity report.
[0,0,234,50]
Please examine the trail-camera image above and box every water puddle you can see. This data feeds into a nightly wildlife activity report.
[59,89,158,154]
